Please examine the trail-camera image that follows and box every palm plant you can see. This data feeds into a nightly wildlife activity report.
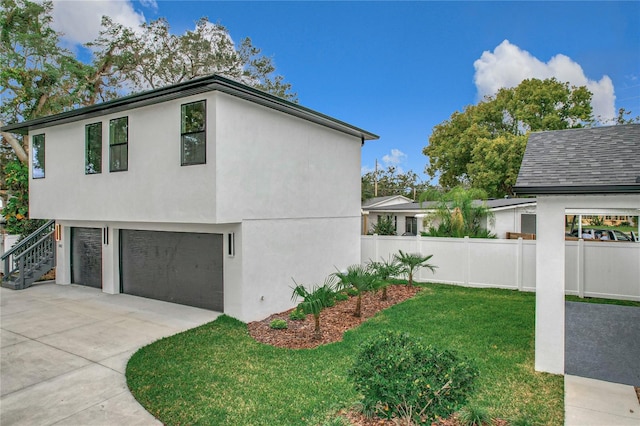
[291,276,338,340]
[333,264,380,317]
[368,256,402,300]
[394,250,436,286]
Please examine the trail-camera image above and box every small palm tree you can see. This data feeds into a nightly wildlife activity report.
[334,264,380,317]
[291,276,338,340]
[368,256,402,300]
[394,250,436,286]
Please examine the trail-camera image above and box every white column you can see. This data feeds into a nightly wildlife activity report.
[102,226,119,294]
[535,197,565,374]
[55,223,71,285]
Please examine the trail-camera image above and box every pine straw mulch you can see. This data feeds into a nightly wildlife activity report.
[247,285,509,426]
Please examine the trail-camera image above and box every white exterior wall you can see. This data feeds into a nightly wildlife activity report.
[491,205,536,238]
[29,89,363,323]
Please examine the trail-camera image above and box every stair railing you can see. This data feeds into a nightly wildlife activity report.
[2,220,56,288]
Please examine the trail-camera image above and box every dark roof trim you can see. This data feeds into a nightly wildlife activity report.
[513,184,640,195]
[1,74,379,141]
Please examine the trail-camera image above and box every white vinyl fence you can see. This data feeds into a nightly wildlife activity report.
[362,235,640,301]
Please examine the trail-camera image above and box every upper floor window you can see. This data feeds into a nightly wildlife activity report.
[85,122,102,174]
[32,133,45,179]
[109,117,128,172]
[181,100,206,165]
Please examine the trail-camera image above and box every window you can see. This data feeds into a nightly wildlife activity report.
[85,122,102,174]
[181,100,206,165]
[109,117,128,172]
[32,133,45,179]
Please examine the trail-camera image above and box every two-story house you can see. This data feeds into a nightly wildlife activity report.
[2,74,378,322]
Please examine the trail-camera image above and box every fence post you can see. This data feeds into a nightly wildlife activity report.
[464,236,470,287]
[373,233,379,263]
[517,237,524,291]
[577,239,585,298]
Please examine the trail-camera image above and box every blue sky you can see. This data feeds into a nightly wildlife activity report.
[51,1,640,184]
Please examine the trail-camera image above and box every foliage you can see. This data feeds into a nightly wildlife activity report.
[288,308,306,321]
[368,256,402,300]
[88,16,296,101]
[362,165,429,201]
[457,405,491,426]
[370,215,397,236]
[587,215,605,227]
[335,292,350,302]
[394,250,436,286]
[126,286,565,425]
[420,186,495,238]
[423,78,594,197]
[333,264,381,317]
[349,331,479,424]
[269,319,288,330]
[291,276,338,339]
[1,160,45,235]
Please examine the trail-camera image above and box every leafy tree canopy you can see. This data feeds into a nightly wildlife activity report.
[423,78,594,198]
[362,165,429,201]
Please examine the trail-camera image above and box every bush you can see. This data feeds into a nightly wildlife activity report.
[345,287,359,297]
[288,309,306,321]
[335,292,350,301]
[457,405,491,426]
[349,331,478,425]
[269,319,288,329]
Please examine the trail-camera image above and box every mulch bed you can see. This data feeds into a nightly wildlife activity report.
[247,285,509,425]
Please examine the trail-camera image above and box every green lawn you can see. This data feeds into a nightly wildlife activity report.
[126,283,564,425]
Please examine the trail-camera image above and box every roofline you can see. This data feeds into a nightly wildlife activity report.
[513,185,640,195]
[1,74,379,141]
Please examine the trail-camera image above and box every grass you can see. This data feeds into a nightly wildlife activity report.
[566,294,640,307]
[126,283,564,425]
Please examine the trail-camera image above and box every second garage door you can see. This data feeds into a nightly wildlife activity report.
[120,230,223,311]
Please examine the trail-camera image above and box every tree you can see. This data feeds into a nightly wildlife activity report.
[333,264,380,317]
[368,256,402,300]
[424,78,593,197]
[420,186,495,238]
[88,16,297,101]
[369,215,396,236]
[394,250,436,286]
[362,166,428,201]
[291,276,338,340]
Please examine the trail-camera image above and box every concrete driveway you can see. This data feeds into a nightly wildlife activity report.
[0,282,220,426]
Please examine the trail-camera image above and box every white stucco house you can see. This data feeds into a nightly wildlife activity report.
[513,124,640,374]
[362,196,537,238]
[1,74,378,322]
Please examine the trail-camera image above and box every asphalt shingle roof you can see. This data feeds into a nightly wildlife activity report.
[514,124,640,195]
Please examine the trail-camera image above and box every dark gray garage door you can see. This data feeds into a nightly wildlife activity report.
[120,230,223,311]
[71,227,102,288]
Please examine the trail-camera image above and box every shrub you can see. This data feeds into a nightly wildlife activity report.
[349,331,478,425]
[345,287,359,297]
[269,319,288,329]
[335,292,349,301]
[288,308,306,321]
[457,405,491,425]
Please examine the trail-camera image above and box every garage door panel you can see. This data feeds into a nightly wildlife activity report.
[120,230,223,311]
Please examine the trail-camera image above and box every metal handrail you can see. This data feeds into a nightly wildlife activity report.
[0,219,55,261]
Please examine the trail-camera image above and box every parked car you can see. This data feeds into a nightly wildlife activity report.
[567,228,635,242]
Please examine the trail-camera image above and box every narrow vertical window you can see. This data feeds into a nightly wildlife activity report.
[32,133,45,179]
[85,122,102,174]
[109,117,128,172]
[181,100,206,165]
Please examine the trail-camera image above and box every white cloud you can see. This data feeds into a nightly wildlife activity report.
[50,0,147,46]
[382,149,407,167]
[473,40,615,122]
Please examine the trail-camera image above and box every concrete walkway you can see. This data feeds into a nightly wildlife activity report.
[0,283,220,426]
[565,375,640,425]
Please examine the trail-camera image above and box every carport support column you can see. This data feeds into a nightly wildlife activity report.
[55,223,71,285]
[535,197,565,374]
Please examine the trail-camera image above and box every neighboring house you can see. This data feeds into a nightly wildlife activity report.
[1,74,378,322]
[513,124,640,375]
[362,197,537,238]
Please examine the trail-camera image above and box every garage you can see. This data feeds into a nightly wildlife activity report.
[71,227,102,288]
[120,230,223,311]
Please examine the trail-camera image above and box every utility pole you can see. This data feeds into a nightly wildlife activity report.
[374,159,378,197]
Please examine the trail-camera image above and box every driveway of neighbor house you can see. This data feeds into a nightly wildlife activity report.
[0,283,220,426]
